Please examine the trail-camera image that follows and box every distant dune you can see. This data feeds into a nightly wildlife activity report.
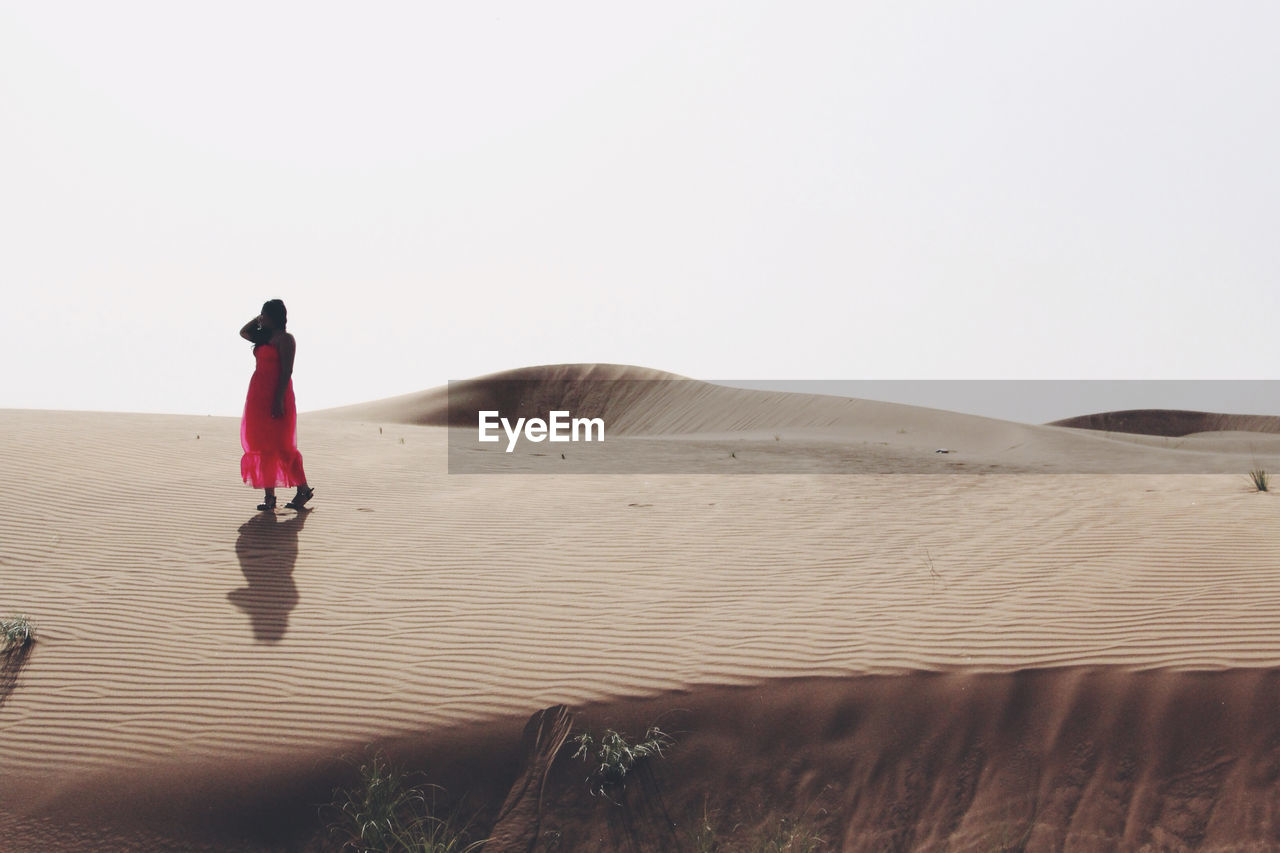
[1050,408,1280,437]
[6,365,1280,849]
[322,363,1280,439]
[318,363,1280,474]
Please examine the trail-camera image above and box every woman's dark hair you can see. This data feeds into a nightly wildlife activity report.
[261,299,287,331]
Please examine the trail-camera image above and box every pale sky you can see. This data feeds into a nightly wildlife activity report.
[3,2,1278,420]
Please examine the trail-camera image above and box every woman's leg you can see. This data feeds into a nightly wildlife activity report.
[285,449,312,508]
[286,483,314,508]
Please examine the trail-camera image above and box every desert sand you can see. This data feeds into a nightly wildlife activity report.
[4,364,1280,850]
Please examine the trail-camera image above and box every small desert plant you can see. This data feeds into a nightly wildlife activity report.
[750,788,830,853]
[329,751,422,851]
[570,725,674,799]
[326,751,484,852]
[1250,469,1270,491]
[0,615,33,652]
[404,796,485,853]
[755,815,826,852]
[690,794,728,852]
[685,791,832,853]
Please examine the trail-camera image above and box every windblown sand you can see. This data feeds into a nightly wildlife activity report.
[4,369,1280,850]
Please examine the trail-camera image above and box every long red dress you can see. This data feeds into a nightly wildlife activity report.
[241,342,308,489]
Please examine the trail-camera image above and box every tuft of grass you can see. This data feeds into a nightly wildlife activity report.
[689,788,829,853]
[328,751,420,851]
[754,815,826,852]
[1250,469,1269,491]
[690,795,728,852]
[1,615,33,652]
[326,750,485,853]
[570,725,674,799]
[686,801,826,853]
[404,792,485,853]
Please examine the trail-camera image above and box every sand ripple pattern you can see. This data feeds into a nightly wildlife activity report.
[3,409,1280,789]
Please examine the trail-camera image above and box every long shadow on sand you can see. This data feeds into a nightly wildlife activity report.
[229,508,308,643]
[0,642,33,711]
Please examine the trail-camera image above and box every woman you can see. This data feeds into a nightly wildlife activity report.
[239,299,314,510]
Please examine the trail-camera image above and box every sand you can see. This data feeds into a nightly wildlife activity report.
[4,365,1280,850]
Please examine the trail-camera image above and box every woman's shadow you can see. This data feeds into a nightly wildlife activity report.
[229,508,309,643]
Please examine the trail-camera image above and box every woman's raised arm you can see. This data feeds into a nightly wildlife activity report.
[240,315,266,342]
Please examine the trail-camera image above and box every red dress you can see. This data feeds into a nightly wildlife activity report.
[241,343,308,489]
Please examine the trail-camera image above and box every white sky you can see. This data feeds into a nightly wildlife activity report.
[3,2,1278,419]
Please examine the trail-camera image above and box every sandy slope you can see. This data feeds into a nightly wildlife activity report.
[317,363,1280,474]
[4,367,1280,849]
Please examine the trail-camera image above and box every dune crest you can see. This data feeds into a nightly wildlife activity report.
[313,362,1020,437]
[313,363,685,428]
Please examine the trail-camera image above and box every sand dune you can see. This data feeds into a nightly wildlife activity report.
[319,364,1280,474]
[5,366,1280,849]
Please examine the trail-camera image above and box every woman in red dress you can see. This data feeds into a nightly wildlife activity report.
[239,299,314,511]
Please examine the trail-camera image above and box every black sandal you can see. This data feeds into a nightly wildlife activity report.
[256,495,277,511]
[286,486,314,509]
